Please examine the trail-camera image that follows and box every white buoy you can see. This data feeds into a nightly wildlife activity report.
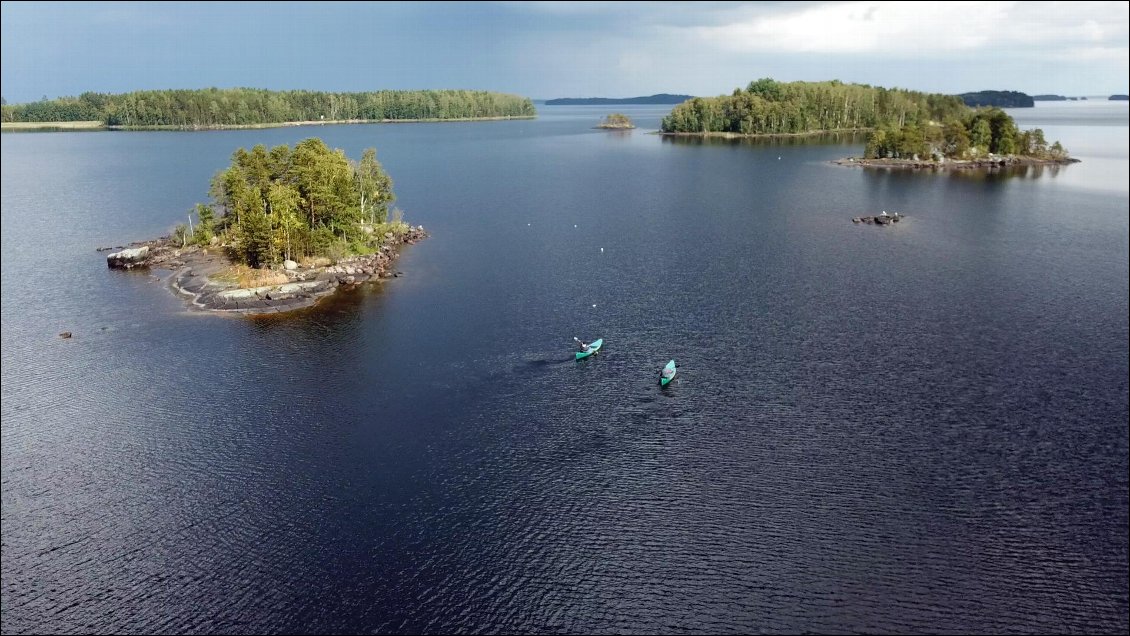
[574,224,578,228]
[778,156,781,160]
[600,247,604,253]
[592,304,597,308]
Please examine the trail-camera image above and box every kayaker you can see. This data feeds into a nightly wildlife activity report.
[574,337,590,352]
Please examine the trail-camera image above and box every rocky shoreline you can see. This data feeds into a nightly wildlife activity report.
[833,155,1080,170]
[103,226,428,315]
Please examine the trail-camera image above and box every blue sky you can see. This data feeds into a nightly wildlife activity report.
[1,1,1127,103]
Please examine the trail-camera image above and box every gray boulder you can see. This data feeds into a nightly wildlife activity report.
[107,246,150,269]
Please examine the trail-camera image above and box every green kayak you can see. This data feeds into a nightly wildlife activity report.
[575,338,603,360]
[660,359,677,386]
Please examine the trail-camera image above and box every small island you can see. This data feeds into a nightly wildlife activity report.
[596,113,635,129]
[835,106,1077,171]
[105,138,427,315]
[1110,95,1130,101]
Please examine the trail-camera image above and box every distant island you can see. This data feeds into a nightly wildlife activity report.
[545,94,693,105]
[104,138,426,314]
[1033,95,1069,101]
[596,113,635,129]
[1111,95,1130,101]
[1,88,536,131]
[959,91,1034,108]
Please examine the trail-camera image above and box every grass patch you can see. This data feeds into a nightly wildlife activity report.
[211,265,289,289]
[1,121,104,131]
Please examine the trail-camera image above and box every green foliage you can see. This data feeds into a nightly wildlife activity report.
[2,88,536,127]
[864,106,1069,161]
[204,138,401,268]
[864,123,929,159]
[190,204,216,245]
[599,113,634,128]
[355,148,394,224]
[660,79,967,135]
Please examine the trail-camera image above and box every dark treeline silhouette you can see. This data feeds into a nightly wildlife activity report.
[546,94,693,105]
[1,88,536,127]
[959,90,1034,108]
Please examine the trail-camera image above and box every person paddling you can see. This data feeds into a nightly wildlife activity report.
[574,336,591,352]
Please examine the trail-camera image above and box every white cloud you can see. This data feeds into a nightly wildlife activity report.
[684,1,1129,56]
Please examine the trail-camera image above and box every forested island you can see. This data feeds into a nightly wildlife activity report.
[545,94,692,105]
[660,79,968,135]
[851,105,1073,167]
[596,113,635,129]
[1111,95,1130,101]
[1,88,535,130]
[105,138,427,314]
[658,78,1074,170]
[959,90,1034,108]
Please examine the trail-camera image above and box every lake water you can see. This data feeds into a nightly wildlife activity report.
[2,101,1127,634]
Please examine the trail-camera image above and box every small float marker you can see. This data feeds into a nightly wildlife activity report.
[600,247,604,253]
[574,224,578,228]
[592,304,597,308]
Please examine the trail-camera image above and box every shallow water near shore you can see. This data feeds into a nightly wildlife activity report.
[2,102,1128,634]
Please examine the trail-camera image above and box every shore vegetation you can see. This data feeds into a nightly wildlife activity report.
[1,88,535,129]
[597,113,635,129]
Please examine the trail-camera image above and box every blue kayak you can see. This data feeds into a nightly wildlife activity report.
[660,359,677,386]
[575,338,603,360]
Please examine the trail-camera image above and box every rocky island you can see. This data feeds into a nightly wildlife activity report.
[105,138,427,315]
[596,113,635,129]
[105,226,426,314]
[835,106,1076,171]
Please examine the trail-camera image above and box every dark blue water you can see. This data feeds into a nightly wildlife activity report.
[3,102,1128,634]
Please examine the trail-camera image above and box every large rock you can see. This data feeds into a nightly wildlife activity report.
[106,246,150,269]
[283,259,298,271]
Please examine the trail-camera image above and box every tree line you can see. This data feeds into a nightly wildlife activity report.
[183,139,400,268]
[660,78,968,135]
[864,106,1067,160]
[1,88,535,127]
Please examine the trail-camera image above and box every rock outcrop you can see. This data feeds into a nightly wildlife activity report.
[110,225,429,315]
[852,213,903,225]
[106,246,150,269]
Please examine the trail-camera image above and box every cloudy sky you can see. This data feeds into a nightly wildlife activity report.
[1,1,1127,103]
